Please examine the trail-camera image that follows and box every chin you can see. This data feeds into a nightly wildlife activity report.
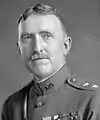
[27,63,53,78]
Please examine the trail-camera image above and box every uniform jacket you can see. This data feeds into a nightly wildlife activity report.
[1,64,100,120]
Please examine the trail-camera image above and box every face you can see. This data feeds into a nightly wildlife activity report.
[18,14,71,80]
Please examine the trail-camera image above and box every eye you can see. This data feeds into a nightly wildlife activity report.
[22,35,32,42]
[42,34,51,39]
[24,35,31,40]
[41,32,53,40]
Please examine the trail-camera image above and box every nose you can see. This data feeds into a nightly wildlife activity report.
[32,34,42,54]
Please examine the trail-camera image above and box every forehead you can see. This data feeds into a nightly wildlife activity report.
[18,14,63,34]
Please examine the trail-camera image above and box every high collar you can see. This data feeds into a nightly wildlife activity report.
[32,63,73,95]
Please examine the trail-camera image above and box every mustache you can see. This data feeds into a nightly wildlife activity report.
[30,52,50,61]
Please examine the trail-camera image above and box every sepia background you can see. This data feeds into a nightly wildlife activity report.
[0,0,100,116]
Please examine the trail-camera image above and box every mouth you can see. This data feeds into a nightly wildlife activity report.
[31,55,47,61]
[32,58,46,61]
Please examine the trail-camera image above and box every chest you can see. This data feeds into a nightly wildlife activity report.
[27,87,92,120]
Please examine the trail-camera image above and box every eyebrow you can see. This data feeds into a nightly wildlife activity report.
[39,30,54,36]
[39,30,51,34]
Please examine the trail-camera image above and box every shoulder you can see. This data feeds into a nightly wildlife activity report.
[66,73,99,92]
[2,80,34,112]
[66,74,100,109]
[66,74,100,119]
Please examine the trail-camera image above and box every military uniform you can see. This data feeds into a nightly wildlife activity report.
[1,64,100,120]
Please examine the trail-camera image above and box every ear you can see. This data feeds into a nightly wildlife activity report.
[64,36,72,55]
[16,42,21,55]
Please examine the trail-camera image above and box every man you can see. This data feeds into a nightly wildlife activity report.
[1,3,100,120]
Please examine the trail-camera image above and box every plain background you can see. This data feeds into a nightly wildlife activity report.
[0,0,100,116]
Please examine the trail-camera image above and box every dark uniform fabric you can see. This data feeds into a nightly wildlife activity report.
[1,64,100,120]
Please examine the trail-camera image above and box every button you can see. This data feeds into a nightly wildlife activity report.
[71,78,76,82]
